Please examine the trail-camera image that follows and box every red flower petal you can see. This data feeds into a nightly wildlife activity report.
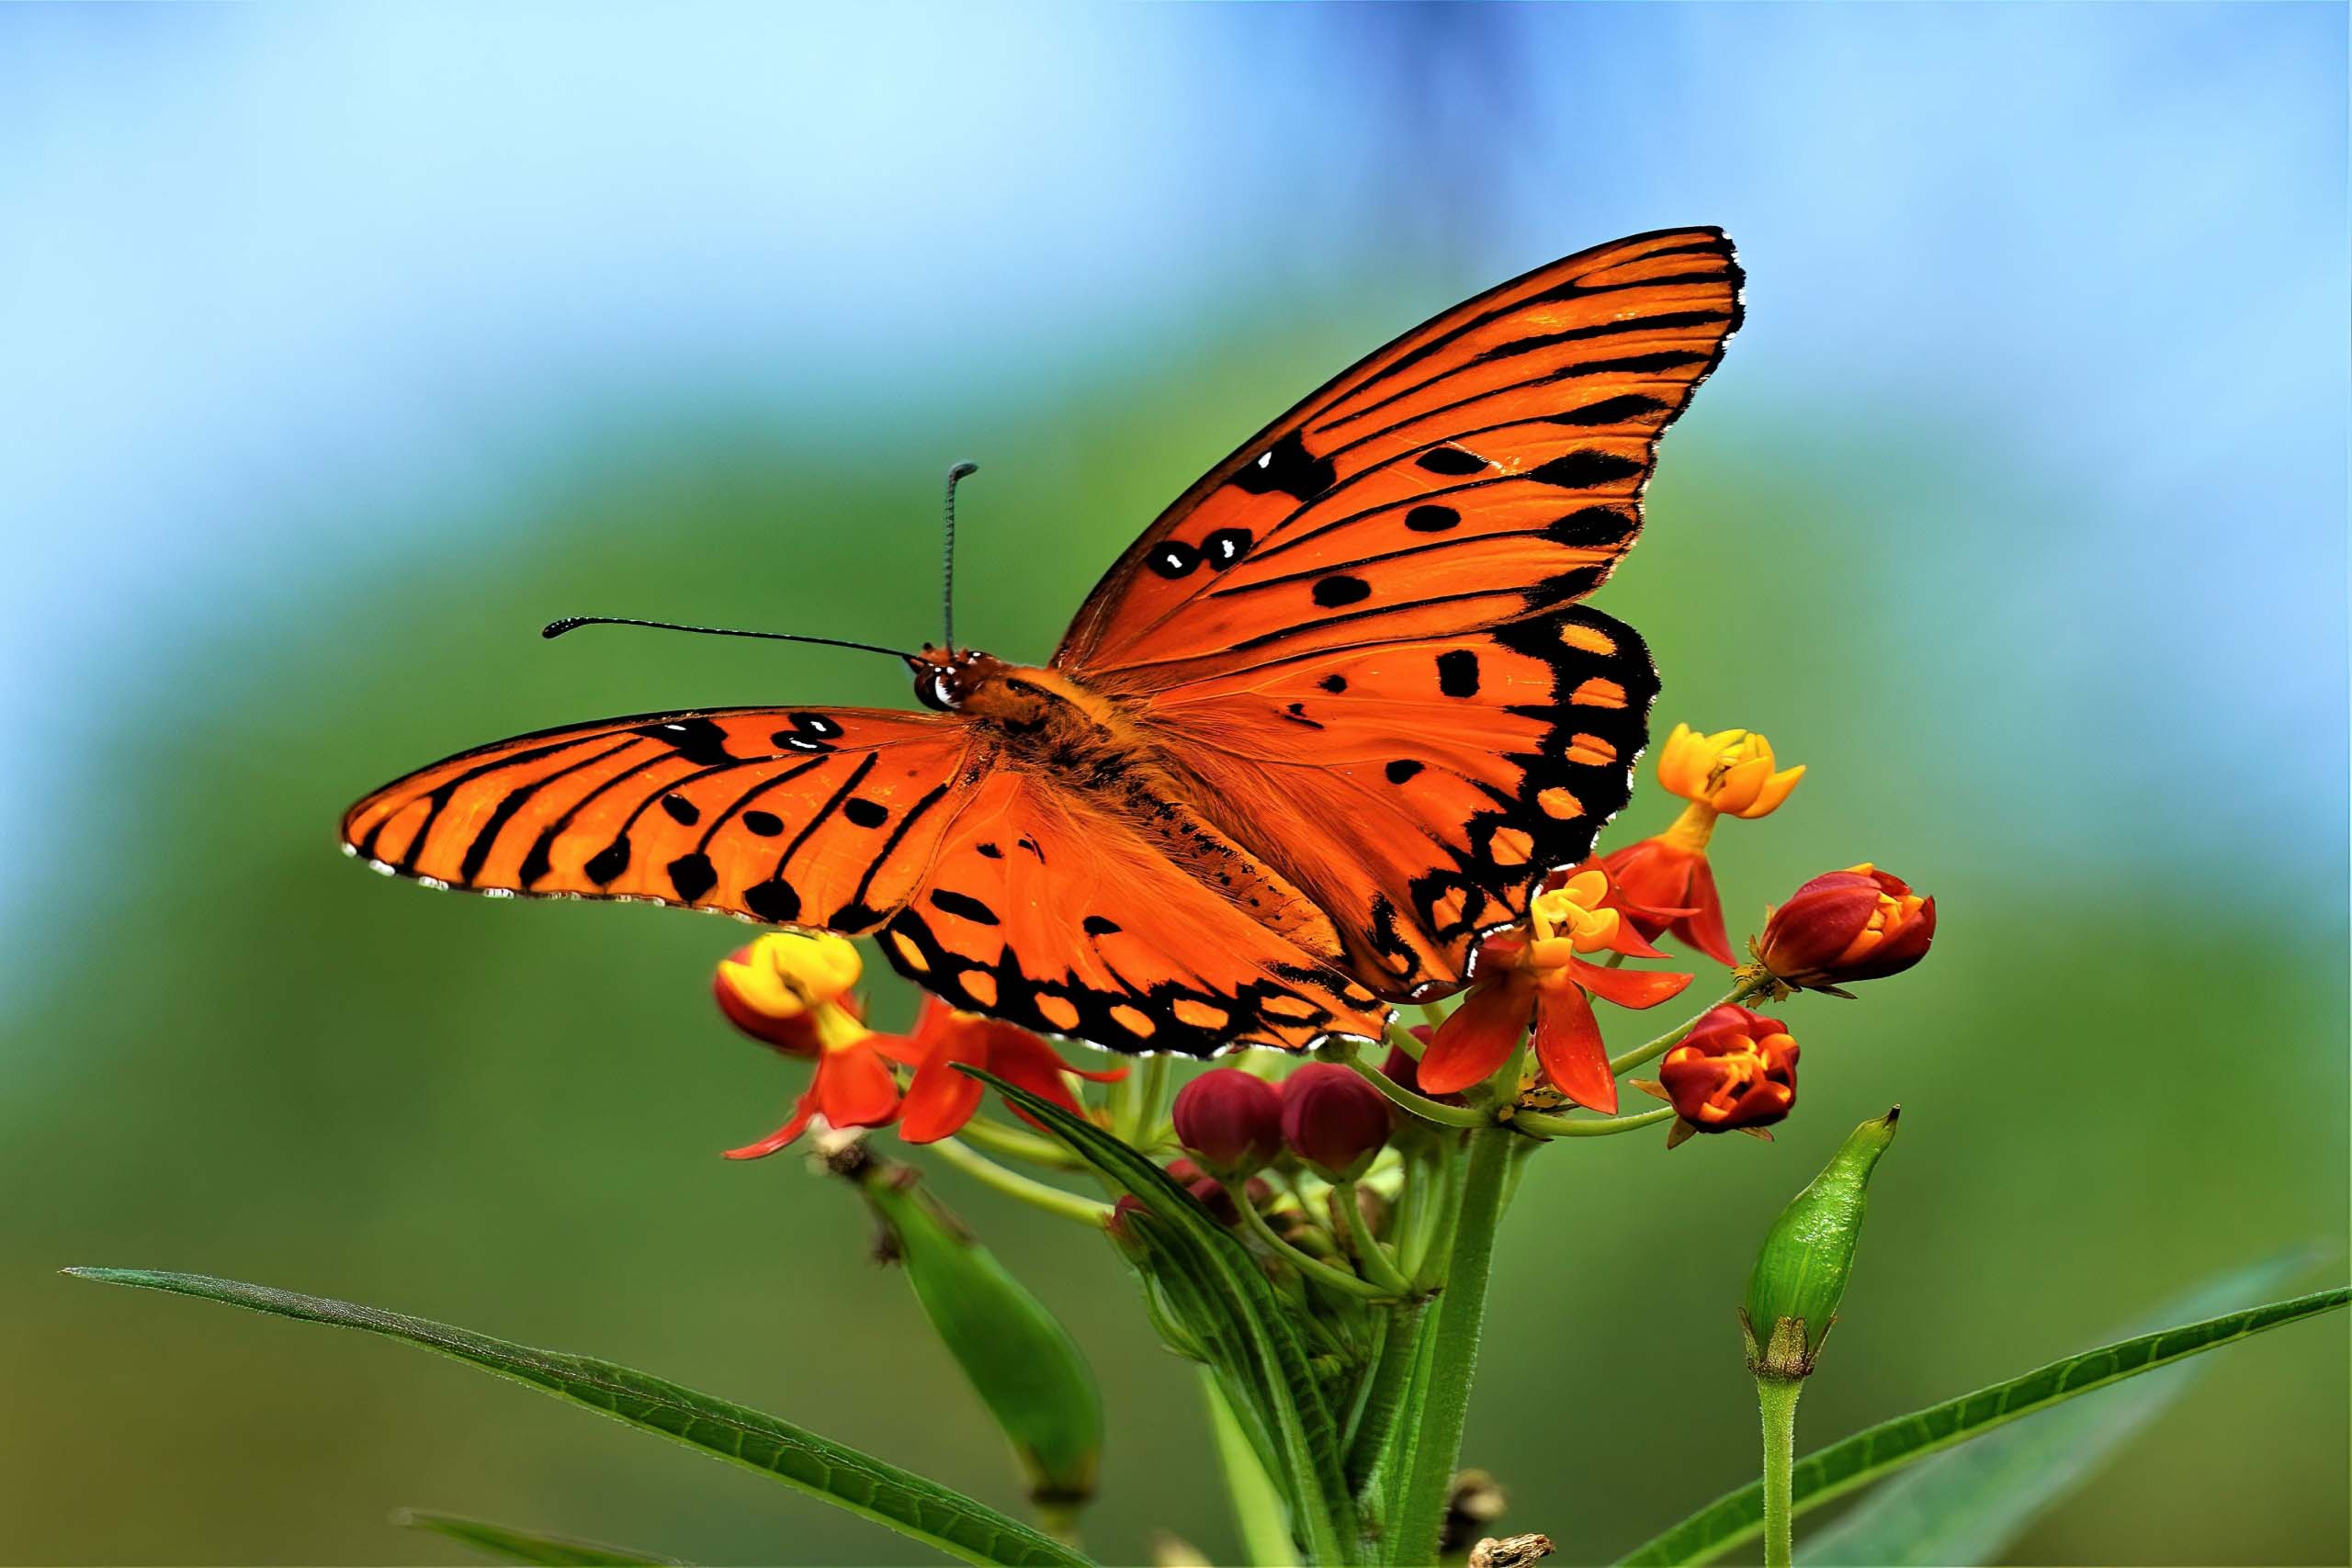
[1532,985,1616,1113]
[897,1017,993,1145]
[1671,854,1737,967]
[722,1089,819,1160]
[1418,976,1532,1094]
[814,1040,902,1130]
[1566,957,1694,1010]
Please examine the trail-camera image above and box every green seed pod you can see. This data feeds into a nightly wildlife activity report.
[864,1168,1103,1507]
[1741,1107,1900,1380]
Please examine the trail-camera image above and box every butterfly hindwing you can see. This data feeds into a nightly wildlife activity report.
[341,707,978,929]
[1137,604,1658,998]
[875,766,1391,1056]
[1059,227,1739,684]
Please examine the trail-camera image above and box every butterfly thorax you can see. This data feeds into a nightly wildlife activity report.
[911,647,1351,966]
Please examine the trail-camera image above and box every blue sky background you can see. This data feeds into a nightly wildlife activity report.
[3,6,2345,1565]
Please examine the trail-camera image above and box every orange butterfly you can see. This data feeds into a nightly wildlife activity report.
[343,227,1742,1057]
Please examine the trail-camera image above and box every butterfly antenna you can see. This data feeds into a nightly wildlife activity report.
[941,459,978,652]
[542,615,917,662]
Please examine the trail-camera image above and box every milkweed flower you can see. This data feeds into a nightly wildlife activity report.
[1657,1004,1799,1142]
[897,998,1125,1145]
[1603,724,1804,966]
[1756,865,1935,995]
[1419,865,1692,1112]
[715,933,915,1158]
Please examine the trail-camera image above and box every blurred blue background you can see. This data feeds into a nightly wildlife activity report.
[3,5,2344,1564]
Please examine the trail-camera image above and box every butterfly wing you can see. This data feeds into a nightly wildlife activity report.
[1136,604,1657,997]
[1057,226,1740,682]
[341,707,979,930]
[1050,228,1738,997]
[872,764,1390,1055]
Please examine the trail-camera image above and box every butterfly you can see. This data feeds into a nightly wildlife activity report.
[342,227,1743,1058]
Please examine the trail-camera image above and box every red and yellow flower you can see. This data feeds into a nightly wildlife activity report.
[1419,864,1692,1112]
[1657,1003,1799,1136]
[1603,724,1804,966]
[715,932,916,1157]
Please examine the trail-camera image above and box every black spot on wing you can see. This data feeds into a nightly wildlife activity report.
[1551,392,1670,427]
[1415,446,1487,477]
[1230,429,1336,502]
[1318,674,1348,694]
[1082,915,1122,936]
[1149,540,1202,580]
[1385,760,1424,784]
[1203,528,1253,569]
[1405,504,1460,533]
[665,852,718,902]
[743,879,801,922]
[660,793,699,826]
[1545,506,1636,548]
[1437,649,1481,697]
[842,797,889,829]
[976,841,1003,860]
[584,836,631,886]
[742,810,784,837]
[930,888,1001,926]
[1312,575,1372,608]
[1530,450,1647,490]
[634,718,738,766]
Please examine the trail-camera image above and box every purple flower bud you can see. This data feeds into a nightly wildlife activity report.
[1172,1068,1284,1178]
[1280,1063,1391,1180]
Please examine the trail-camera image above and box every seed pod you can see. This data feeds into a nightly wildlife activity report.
[864,1168,1102,1506]
[1741,1108,1900,1379]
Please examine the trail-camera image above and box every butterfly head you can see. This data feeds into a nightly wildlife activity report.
[909,643,1009,712]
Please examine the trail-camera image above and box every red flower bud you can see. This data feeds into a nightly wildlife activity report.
[1380,1029,1467,1105]
[1185,1174,1272,1226]
[1279,1063,1391,1180]
[1172,1068,1285,1178]
[1758,865,1935,991]
[1658,1004,1799,1133]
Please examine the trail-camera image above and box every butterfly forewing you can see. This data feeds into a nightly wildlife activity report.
[341,707,978,929]
[1057,227,1740,684]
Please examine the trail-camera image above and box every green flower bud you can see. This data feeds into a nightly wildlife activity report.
[1741,1108,1900,1380]
[863,1167,1103,1507]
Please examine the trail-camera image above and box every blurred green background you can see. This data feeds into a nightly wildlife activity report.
[4,6,2344,1566]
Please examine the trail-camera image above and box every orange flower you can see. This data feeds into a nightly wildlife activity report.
[713,934,918,1158]
[1657,1004,1799,1134]
[897,998,1125,1145]
[1419,865,1692,1112]
[1605,724,1804,966]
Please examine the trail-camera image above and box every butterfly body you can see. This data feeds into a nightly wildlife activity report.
[345,227,1744,1056]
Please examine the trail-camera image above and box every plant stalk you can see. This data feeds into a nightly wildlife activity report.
[1387,1122,1516,1565]
[1757,1374,1804,1568]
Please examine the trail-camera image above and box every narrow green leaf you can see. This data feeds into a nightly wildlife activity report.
[67,1269,1091,1568]
[394,1509,689,1565]
[1203,1370,1300,1568]
[962,1071,1357,1562]
[1616,1284,2349,1566]
[1795,1252,2327,1565]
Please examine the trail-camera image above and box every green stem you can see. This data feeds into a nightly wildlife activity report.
[1204,1370,1300,1568]
[1383,1021,1427,1060]
[1758,1374,1804,1568]
[927,1138,1112,1225]
[1511,1103,1677,1139]
[1228,1181,1395,1302]
[1389,1122,1515,1566]
[1607,974,1773,1077]
[954,1113,1088,1169]
[1337,1181,1415,1296]
[1343,1300,1429,1497]
[1344,1055,1487,1128]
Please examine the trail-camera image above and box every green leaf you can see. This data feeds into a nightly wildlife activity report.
[394,1509,689,1565]
[67,1269,1091,1568]
[1616,1283,2349,1566]
[1795,1251,2327,1566]
[960,1070,1357,1563]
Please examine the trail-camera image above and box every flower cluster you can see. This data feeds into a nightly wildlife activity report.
[713,933,1121,1157]
[1172,1064,1393,1190]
